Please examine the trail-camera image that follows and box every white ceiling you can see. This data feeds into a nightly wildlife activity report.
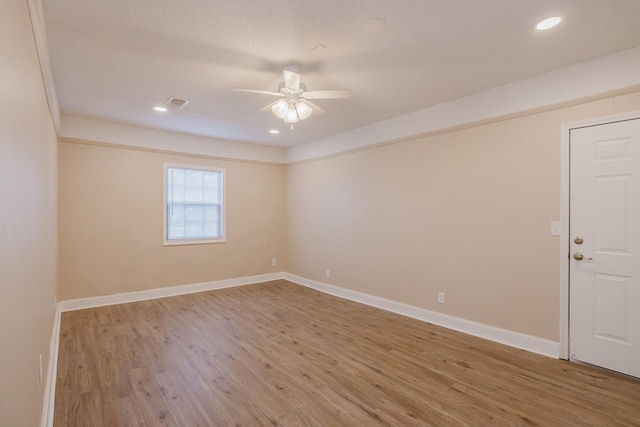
[43,0,640,148]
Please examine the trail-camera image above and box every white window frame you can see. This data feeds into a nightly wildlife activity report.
[163,163,226,246]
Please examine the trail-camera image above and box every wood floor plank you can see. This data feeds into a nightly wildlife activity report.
[54,280,640,426]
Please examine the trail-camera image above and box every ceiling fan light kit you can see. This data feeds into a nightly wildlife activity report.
[271,99,314,124]
[295,101,313,120]
[234,65,351,125]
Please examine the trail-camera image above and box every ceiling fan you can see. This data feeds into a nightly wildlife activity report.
[233,65,351,125]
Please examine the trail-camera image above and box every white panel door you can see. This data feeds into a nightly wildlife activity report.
[570,118,640,378]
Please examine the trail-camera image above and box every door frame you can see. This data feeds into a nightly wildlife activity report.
[559,109,640,360]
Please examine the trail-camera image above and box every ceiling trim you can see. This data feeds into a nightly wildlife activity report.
[59,137,284,166]
[27,0,61,137]
[286,47,640,163]
[61,116,286,164]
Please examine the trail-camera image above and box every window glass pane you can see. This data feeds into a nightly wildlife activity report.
[184,169,203,203]
[169,168,185,202]
[166,166,224,242]
[167,204,185,239]
[184,205,204,237]
[203,171,220,203]
[204,205,220,237]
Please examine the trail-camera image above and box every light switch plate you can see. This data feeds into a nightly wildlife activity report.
[550,221,561,236]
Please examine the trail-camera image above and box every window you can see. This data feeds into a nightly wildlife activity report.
[164,164,225,245]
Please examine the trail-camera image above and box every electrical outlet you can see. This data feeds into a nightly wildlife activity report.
[437,292,445,304]
[39,355,43,383]
[271,258,277,266]
[326,270,331,278]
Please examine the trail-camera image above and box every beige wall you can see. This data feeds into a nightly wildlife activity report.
[0,0,59,425]
[286,91,640,341]
[58,143,286,300]
[57,91,640,343]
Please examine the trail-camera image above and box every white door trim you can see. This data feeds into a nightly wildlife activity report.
[559,109,640,360]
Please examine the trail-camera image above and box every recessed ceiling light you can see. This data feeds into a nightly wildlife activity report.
[153,106,168,112]
[536,16,562,31]
[269,129,280,134]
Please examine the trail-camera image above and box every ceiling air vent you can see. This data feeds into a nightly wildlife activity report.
[163,97,190,110]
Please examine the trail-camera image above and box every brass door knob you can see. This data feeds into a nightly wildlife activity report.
[573,252,593,261]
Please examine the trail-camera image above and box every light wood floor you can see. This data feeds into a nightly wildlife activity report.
[54,280,640,426]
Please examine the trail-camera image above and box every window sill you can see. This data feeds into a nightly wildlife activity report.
[163,238,227,246]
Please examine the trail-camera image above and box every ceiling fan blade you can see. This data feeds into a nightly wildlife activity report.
[259,100,281,112]
[233,88,282,96]
[302,89,351,99]
[304,100,325,116]
[283,68,301,90]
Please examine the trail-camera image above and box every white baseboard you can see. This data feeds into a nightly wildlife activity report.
[284,273,560,359]
[57,271,560,358]
[58,272,284,312]
[41,307,61,427]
